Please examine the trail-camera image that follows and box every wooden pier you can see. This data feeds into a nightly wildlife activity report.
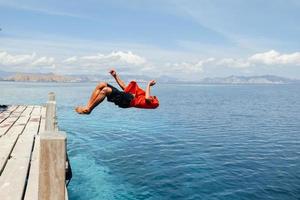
[0,93,69,200]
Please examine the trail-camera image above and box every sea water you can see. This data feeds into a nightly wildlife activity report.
[0,82,299,200]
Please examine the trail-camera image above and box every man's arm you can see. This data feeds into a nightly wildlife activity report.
[145,80,156,102]
[109,69,126,90]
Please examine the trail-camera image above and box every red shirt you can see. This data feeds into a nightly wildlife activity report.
[124,81,159,109]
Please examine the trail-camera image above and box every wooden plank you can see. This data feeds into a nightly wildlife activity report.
[21,106,34,117]
[0,106,26,135]
[0,107,33,174]
[0,106,26,137]
[23,107,46,199]
[39,106,46,134]
[38,132,66,200]
[10,106,27,117]
[0,106,18,124]
[0,113,41,200]
[23,138,40,200]
[1,100,67,200]
[0,106,23,124]
[31,106,42,117]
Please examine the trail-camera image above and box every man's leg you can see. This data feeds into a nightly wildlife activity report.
[87,86,112,111]
[87,82,107,108]
[75,82,112,114]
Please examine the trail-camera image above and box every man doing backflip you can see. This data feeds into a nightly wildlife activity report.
[75,69,159,114]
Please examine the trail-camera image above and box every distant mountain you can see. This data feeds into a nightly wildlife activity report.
[156,75,180,83]
[0,71,162,83]
[2,72,75,82]
[0,70,299,84]
[0,70,14,78]
[198,75,299,84]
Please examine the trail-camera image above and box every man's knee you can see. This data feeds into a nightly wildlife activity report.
[100,86,112,95]
[96,82,107,90]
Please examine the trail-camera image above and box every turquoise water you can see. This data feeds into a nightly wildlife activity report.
[1,82,300,200]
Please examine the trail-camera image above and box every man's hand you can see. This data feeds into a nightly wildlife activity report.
[148,80,156,86]
[109,69,126,90]
[109,69,117,77]
[146,80,156,100]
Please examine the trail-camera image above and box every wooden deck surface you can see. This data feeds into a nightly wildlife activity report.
[0,105,46,200]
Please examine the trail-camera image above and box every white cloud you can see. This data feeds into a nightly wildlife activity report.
[1,50,299,79]
[63,51,146,66]
[211,50,300,69]
[0,51,55,69]
[164,57,215,73]
[0,50,146,73]
[107,51,146,65]
[0,51,36,66]
[217,58,251,68]
[153,50,300,79]
[80,51,146,65]
[250,50,300,65]
[156,58,216,80]
[32,56,55,66]
[63,56,77,64]
[60,51,148,74]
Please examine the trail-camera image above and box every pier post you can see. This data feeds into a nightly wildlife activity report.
[45,92,58,131]
[38,131,66,200]
[38,92,67,200]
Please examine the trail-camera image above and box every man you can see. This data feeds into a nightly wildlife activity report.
[75,69,159,114]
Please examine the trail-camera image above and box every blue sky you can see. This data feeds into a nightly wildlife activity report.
[0,0,299,80]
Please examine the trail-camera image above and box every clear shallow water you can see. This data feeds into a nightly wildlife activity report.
[1,82,300,200]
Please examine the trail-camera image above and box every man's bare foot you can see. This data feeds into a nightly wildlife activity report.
[75,106,91,114]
